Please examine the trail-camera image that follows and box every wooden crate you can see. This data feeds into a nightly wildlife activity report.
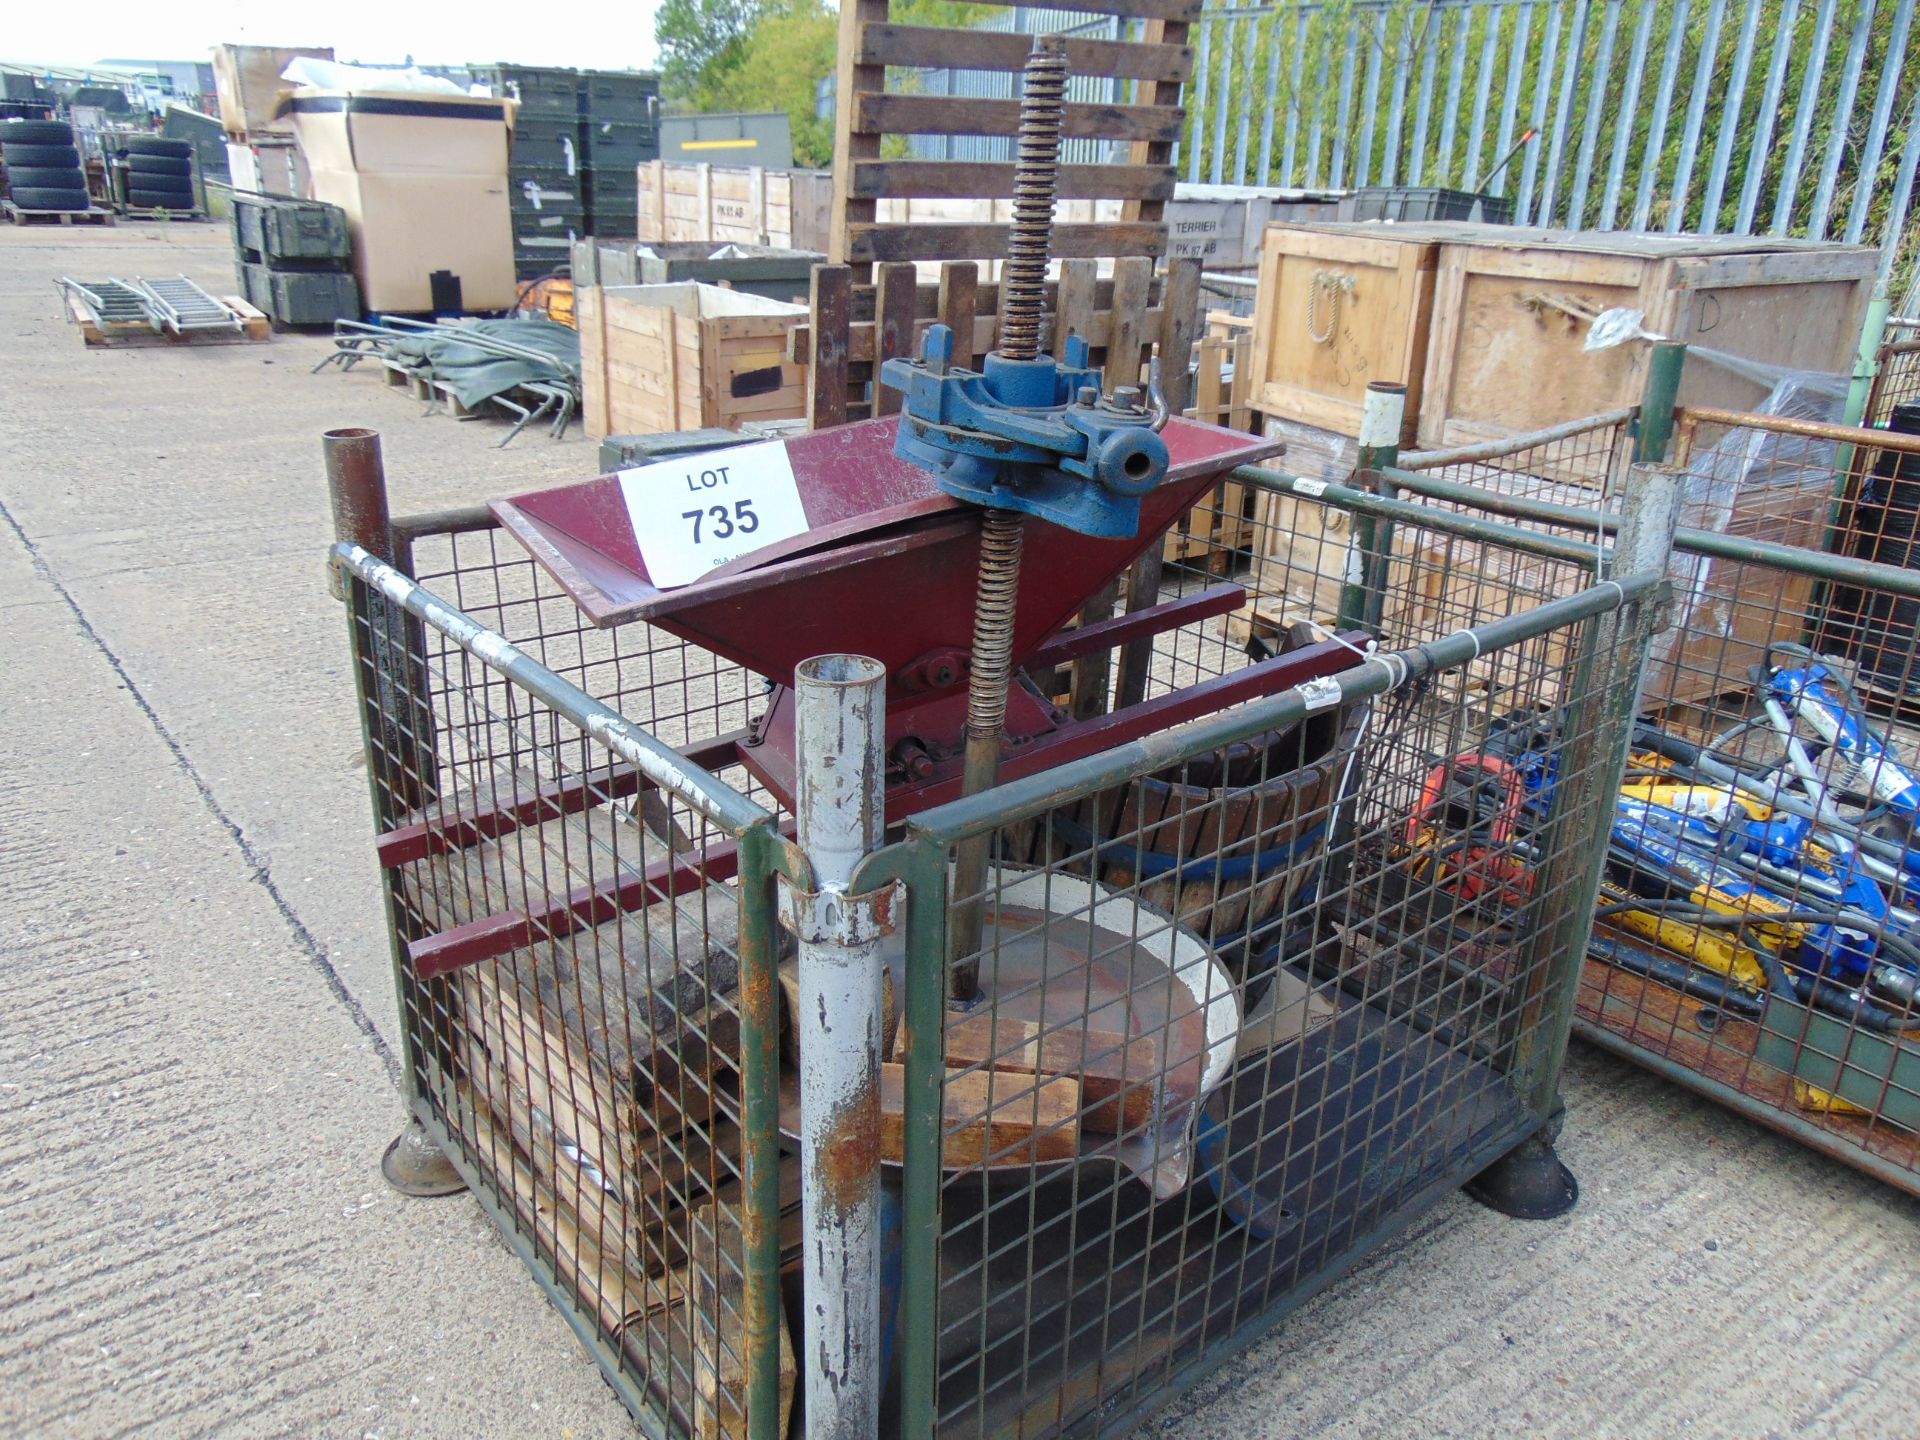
[1237,489,1353,635]
[1640,477,1834,711]
[1247,223,1439,444]
[1167,330,1258,569]
[1420,230,1879,459]
[638,161,834,252]
[578,282,808,440]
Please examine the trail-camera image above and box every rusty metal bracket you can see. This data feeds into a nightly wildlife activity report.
[776,875,904,947]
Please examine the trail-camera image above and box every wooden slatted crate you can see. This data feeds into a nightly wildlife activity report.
[577,282,808,440]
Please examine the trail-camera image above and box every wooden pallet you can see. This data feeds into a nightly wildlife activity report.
[65,291,271,346]
[5,203,116,226]
[117,206,209,222]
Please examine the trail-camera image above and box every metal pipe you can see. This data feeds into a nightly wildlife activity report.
[1631,0,1691,230]
[1538,0,1591,225]
[1735,0,1801,233]
[1340,381,1407,631]
[325,428,395,571]
[1517,0,1561,220]
[1664,0,1727,232]
[1401,407,1637,469]
[1699,0,1762,233]
[1633,342,1688,463]
[1599,0,1655,227]
[791,653,888,1440]
[1568,0,1622,226]
[909,571,1662,847]
[1809,0,1877,240]
[1465,4,1504,189]
[1844,0,1915,243]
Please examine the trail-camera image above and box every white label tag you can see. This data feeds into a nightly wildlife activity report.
[1293,477,1328,497]
[1297,675,1343,712]
[618,440,809,589]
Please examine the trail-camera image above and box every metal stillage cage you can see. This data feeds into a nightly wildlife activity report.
[1574,359,1920,1201]
[327,410,1667,1436]
[1342,338,1920,1204]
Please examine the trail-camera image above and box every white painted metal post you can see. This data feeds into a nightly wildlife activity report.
[792,653,888,1440]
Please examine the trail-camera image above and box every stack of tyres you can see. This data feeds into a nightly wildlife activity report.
[0,118,91,212]
[116,135,198,213]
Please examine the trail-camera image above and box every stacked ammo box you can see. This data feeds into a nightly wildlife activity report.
[231,191,360,326]
[578,70,658,240]
[479,64,659,282]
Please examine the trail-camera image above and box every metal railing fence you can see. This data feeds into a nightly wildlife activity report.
[1175,0,1918,276]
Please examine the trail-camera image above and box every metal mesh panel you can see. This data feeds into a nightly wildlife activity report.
[899,496,1640,1435]
[1528,401,1920,1200]
[338,531,789,1439]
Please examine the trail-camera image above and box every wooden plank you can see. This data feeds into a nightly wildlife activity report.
[1157,256,1203,415]
[847,221,1167,263]
[942,1015,1161,1134]
[1228,330,1254,430]
[953,0,1201,19]
[1107,255,1153,383]
[938,261,979,371]
[854,22,1194,81]
[1053,257,1100,362]
[878,1063,1082,1167]
[788,313,997,366]
[856,93,1185,144]
[807,263,851,429]
[872,261,917,417]
[848,159,1175,202]
[829,0,889,268]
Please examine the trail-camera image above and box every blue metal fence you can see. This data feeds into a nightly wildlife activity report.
[1173,0,1917,278]
[869,0,1917,282]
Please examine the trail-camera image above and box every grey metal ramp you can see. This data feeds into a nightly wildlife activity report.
[131,274,243,334]
[58,276,152,331]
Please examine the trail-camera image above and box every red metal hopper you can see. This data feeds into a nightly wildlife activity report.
[493,414,1359,817]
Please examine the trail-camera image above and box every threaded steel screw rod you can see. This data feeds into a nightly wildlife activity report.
[998,34,1067,363]
[948,36,1068,1003]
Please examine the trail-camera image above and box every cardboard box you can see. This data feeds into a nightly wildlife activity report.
[212,44,334,139]
[286,90,516,312]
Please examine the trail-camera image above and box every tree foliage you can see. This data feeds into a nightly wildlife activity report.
[660,0,997,168]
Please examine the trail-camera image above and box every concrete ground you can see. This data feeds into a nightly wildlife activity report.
[1,221,1914,1440]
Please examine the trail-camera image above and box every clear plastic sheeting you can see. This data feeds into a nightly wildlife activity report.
[1644,368,1849,700]
[279,58,466,95]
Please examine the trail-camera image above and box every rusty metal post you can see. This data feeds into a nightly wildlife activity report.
[325,428,464,1200]
[791,653,889,1439]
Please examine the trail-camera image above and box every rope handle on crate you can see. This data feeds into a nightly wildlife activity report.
[1306,269,1357,347]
